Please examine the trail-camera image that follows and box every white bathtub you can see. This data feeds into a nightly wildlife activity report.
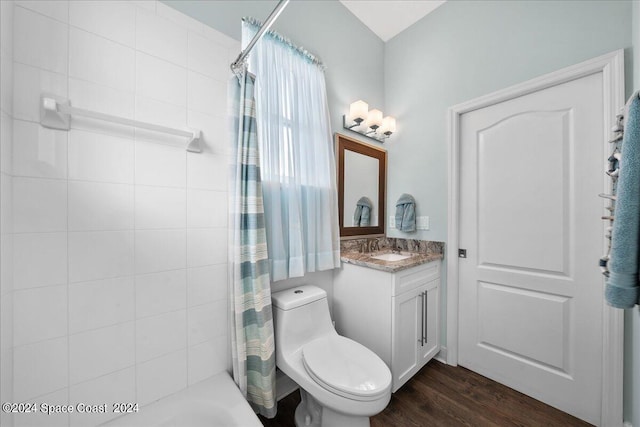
[102,372,262,427]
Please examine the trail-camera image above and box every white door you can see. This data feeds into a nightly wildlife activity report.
[458,71,605,424]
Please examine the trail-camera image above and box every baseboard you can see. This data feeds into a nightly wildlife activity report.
[623,421,633,427]
[434,346,447,364]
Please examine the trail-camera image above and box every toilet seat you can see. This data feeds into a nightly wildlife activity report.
[301,335,391,402]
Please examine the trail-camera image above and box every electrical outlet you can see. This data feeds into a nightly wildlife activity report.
[416,216,430,230]
[388,216,395,229]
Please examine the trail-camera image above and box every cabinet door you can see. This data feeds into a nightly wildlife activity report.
[391,288,421,392]
[419,281,440,363]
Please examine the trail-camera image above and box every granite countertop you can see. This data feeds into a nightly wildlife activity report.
[340,250,443,273]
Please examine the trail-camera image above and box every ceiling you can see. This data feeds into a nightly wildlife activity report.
[339,0,446,42]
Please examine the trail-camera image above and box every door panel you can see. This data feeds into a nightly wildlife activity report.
[459,71,604,424]
[478,110,570,275]
[477,282,571,373]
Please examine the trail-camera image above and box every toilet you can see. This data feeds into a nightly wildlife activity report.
[272,285,391,427]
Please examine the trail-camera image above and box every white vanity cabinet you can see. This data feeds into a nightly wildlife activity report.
[333,259,440,392]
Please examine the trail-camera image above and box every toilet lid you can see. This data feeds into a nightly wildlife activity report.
[302,335,391,401]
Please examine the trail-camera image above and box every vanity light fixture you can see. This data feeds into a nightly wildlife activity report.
[343,100,396,142]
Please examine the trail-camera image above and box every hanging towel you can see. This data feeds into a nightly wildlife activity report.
[395,193,416,232]
[353,196,372,226]
[606,93,640,308]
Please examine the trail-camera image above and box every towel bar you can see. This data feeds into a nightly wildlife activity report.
[40,95,202,153]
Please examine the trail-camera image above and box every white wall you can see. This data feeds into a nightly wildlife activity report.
[384,0,632,243]
[625,2,640,424]
[8,1,236,426]
[0,1,15,426]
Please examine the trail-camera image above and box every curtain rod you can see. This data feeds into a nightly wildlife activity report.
[230,0,290,75]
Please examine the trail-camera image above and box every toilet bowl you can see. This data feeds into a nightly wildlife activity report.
[272,285,391,427]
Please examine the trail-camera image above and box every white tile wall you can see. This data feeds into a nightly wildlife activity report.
[13,6,68,74]
[187,71,225,116]
[13,284,67,347]
[69,322,135,385]
[14,388,69,427]
[1,1,13,424]
[12,177,67,232]
[0,233,13,307]
[136,310,187,362]
[69,1,136,46]
[156,1,204,34]
[69,277,135,334]
[13,232,67,290]
[187,32,229,82]
[187,264,226,307]
[69,27,136,92]
[68,181,134,231]
[9,2,237,421]
[135,141,186,187]
[136,7,188,66]
[13,119,67,179]
[187,109,228,155]
[0,172,12,233]
[14,0,69,23]
[68,77,135,122]
[69,367,136,427]
[69,368,136,427]
[188,301,225,346]
[136,53,187,107]
[187,152,228,191]
[188,335,229,386]
[0,0,14,56]
[68,129,134,183]
[135,229,186,274]
[135,269,187,318]
[136,349,187,406]
[1,3,14,426]
[187,189,227,228]
[13,63,67,122]
[1,54,13,118]
[135,186,186,229]
[13,337,68,401]
[68,231,135,282]
[187,228,226,268]
[1,112,13,174]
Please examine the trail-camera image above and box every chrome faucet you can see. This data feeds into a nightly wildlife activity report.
[359,238,379,253]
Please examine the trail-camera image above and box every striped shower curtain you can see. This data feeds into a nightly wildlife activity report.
[229,70,276,418]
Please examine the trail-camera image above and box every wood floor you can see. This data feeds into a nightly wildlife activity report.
[259,360,592,427]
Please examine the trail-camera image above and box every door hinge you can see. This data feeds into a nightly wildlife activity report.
[458,249,467,258]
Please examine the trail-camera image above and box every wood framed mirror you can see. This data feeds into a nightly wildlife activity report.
[336,133,387,238]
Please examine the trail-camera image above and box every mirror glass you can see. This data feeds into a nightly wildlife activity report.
[344,150,379,227]
[336,133,387,238]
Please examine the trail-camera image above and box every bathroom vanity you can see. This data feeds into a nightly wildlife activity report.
[333,252,441,392]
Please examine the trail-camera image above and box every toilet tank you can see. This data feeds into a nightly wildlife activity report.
[271,285,336,352]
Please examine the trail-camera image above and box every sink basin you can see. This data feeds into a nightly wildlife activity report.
[370,253,413,262]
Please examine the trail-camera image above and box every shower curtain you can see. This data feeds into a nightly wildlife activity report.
[229,70,276,418]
